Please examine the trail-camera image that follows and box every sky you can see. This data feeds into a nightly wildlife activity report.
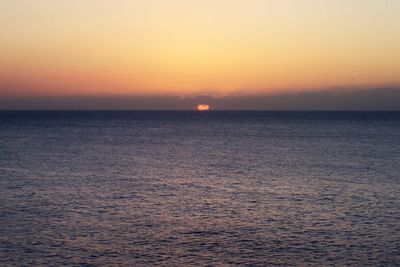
[0,0,400,109]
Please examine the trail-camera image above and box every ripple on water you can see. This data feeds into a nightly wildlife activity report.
[0,111,400,266]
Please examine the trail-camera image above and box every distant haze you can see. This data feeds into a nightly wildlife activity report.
[1,88,399,110]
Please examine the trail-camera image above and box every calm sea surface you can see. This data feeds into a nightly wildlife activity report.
[0,111,399,266]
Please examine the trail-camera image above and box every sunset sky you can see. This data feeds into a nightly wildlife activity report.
[1,0,400,103]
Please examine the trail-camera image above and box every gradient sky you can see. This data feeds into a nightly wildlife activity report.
[1,0,400,98]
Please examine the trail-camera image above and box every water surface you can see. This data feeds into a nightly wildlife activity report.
[0,111,399,266]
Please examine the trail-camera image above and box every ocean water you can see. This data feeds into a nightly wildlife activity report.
[0,111,399,266]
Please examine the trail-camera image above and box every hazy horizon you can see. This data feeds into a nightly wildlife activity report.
[1,87,400,110]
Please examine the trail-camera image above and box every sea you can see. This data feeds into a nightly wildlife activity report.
[0,111,399,266]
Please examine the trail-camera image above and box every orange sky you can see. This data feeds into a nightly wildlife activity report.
[1,0,400,97]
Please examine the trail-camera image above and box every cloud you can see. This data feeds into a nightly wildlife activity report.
[0,88,400,110]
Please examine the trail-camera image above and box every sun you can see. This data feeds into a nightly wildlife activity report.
[197,104,210,111]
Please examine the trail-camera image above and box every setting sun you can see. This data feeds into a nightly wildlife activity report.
[197,104,210,111]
